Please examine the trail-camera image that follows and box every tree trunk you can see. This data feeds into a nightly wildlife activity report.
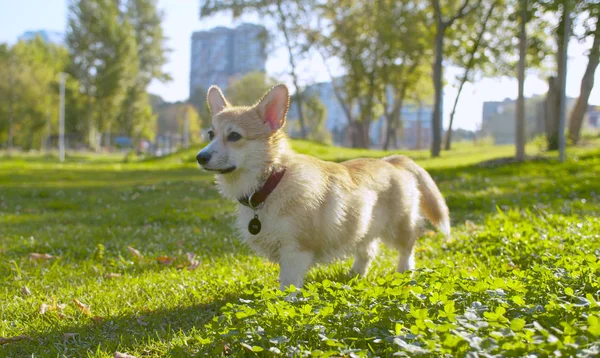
[104,127,111,150]
[444,79,465,151]
[548,3,570,151]
[444,1,496,151]
[417,100,423,150]
[276,0,306,138]
[86,91,98,152]
[349,121,367,148]
[383,113,394,150]
[557,2,570,161]
[7,58,15,156]
[430,0,480,156]
[431,28,444,157]
[516,0,527,161]
[8,87,14,156]
[383,95,404,150]
[568,13,599,144]
[45,111,51,153]
[546,76,559,149]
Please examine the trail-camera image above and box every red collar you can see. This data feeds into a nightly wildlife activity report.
[238,168,286,209]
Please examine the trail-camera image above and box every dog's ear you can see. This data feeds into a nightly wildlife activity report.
[255,84,289,132]
[207,86,229,115]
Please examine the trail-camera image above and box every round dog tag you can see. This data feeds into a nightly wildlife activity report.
[248,215,261,235]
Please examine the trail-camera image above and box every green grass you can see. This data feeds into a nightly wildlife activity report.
[1,141,599,357]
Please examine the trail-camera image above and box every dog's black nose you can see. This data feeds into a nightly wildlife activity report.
[196,152,211,165]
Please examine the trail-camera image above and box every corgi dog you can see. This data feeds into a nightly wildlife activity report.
[196,84,450,291]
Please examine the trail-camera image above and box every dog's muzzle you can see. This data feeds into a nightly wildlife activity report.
[196,152,211,165]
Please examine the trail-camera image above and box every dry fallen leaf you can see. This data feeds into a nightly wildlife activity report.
[73,299,91,316]
[465,220,480,232]
[0,335,29,345]
[156,256,174,265]
[115,352,137,358]
[92,316,104,323]
[127,246,142,258]
[137,316,148,326]
[62,333,77,340]
[186,252,200,270]
[30,253,53,261]
[22,286,31,296]
[223,343,232,355]
[105,273,122,279]
[40,296,66,317]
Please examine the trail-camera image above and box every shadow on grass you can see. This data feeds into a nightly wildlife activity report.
[2,290,246,356]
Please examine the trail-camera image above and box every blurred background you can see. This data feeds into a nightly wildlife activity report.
[0,0,598,158]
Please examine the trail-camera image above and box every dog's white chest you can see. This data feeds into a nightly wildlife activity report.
[236,206,289,261]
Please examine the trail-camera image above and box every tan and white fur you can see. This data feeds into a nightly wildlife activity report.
[197,84,450,291]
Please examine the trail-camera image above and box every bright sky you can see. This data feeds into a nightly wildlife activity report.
[1,0,598,131]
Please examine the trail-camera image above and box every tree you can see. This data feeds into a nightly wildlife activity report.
[226,71,278,106]
[474,0,550,158]
[0,38,70,151]
[444,0,499,150]
[302,94,332,144]
[376,0,433,150]
[430,0,482,157]
[409,76,435,150]
[118,89,156,145]
[568,5,599,144]
[67,0,139,150]
[155,102,202,146]
[0,45,14,153]
[95,12,138,147]
[516,0,527,161]
[121,0,171,147]
[316,0,388,148]
[67,0,100,149]
[544,0,575,151]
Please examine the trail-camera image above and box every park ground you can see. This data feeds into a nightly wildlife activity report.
[1,139,599,357]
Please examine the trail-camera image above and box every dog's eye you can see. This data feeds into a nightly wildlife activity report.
[227,132,242,142]
[208,130,215,141]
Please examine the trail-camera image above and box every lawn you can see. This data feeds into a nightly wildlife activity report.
[1,141,599,357]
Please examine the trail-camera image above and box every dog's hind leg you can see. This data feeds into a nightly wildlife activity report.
[395,226,418,273]
[351,239,379,276]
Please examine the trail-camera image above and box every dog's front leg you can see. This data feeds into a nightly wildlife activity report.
[279,246,313,291]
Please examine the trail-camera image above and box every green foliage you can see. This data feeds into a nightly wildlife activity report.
[126,0,171,86]
[226,71,278,106]
[316,0,397,147]
[182,104,203,144]
[119,0,171,144]
[1,141,599,356]
[0,37,70,150]
[375,0,434,150]
[154,102,202,143]
[118,88,157,143]
[187,86,213,130]
[66,0,169,148]
[302,94,332,145]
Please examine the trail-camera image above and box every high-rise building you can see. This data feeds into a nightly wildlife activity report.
[189,23,266,98]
